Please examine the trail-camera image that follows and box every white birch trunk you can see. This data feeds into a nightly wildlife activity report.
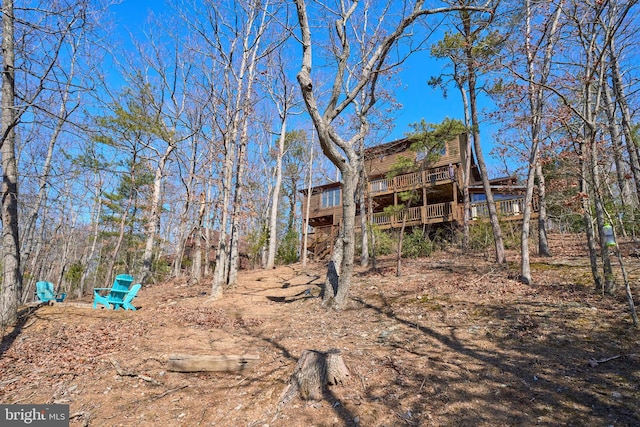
[227,3,270,287]
[520,0,561,284]
[267,117,286,269]
[191,192,207,280]
[141,143,175,284]
[212,1,265,296]
[80,180,103,297]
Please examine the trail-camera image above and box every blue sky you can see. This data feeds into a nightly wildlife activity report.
[110,1,505,176]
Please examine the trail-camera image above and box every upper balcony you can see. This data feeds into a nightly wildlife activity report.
[368,165,454,195]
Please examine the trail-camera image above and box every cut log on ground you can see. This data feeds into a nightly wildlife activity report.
[278,349,350,409]
[167,354,259,372]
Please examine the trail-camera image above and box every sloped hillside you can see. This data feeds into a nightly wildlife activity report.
[1,235,639,426]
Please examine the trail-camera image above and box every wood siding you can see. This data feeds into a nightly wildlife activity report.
[365,135,465,179]
[300,134,537,258]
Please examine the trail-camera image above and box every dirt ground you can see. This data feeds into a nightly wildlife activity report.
[1,234,639,426]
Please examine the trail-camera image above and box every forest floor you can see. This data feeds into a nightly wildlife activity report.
[1,234,639,427]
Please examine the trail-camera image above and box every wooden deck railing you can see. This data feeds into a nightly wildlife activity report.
[368,202,454,228]
[310,197,538,256]
[371,211,391,226]
[425,202,452,219]
[425,167,451,184]
[369,166,452,194]
[469,197,538,219]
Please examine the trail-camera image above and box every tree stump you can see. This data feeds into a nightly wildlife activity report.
[278,349,349,409]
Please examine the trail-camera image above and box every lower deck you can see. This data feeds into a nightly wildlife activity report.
[305,197,539,259]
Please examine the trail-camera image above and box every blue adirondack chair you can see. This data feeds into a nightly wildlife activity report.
[93,274,134,310]
[35,281,67,304]
[116,283,141,310]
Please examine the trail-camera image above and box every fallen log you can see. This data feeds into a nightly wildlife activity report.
[167,354,259,372]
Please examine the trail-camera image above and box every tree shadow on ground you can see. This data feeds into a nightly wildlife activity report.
[350,291,640,426]
[1,306,41,357]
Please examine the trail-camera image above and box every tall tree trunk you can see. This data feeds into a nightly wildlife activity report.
[227,139,247,288]
[80,183,103,298]
[609,36,640,202]
[583,27,615,293]
[368,184,377,270]
[319,166,358,309]
[302,144,314,268]
[331,168,357,309]
[226,5,268,287]
[603,81,631,236]
[104,193,134,287]
[204,181,215,277]
[521,164,536,283]
[457,83,472,250]
[535,162,551,256]
[174,141,199,278]
[354,129,370,268]
[141,144,175,284]
[359,159,369,267]
[211,141,232,298]
[589,126,615,293]
[462,9,505,264]
[192,192,207,280]
[520,0,560,283]
[267,117,286,269]
[1,0,22,326]
[212,1,267,296]
[580,140,603,291]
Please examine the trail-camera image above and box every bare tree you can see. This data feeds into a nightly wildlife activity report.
[544,0,637,293]
[181,0,281,296]
[126,26,197,284]
[458,2,506,264]
[608,28,640,204]
[264,53,300,269]
[518,0,562,284]
[292,0,487,309]
[1,0,104,324]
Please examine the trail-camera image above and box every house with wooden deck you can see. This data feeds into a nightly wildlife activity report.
[301,134,537,258]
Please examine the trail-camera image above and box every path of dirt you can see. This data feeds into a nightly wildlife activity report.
[1,234,639,426]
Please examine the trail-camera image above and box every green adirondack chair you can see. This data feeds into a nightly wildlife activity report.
[93,274,134,310]
[35,281,67,304]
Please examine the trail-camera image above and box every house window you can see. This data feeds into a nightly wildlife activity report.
[322,187,341,208]
[471,193,487,202]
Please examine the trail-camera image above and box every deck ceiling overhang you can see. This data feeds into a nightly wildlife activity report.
[309,215,333,227]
